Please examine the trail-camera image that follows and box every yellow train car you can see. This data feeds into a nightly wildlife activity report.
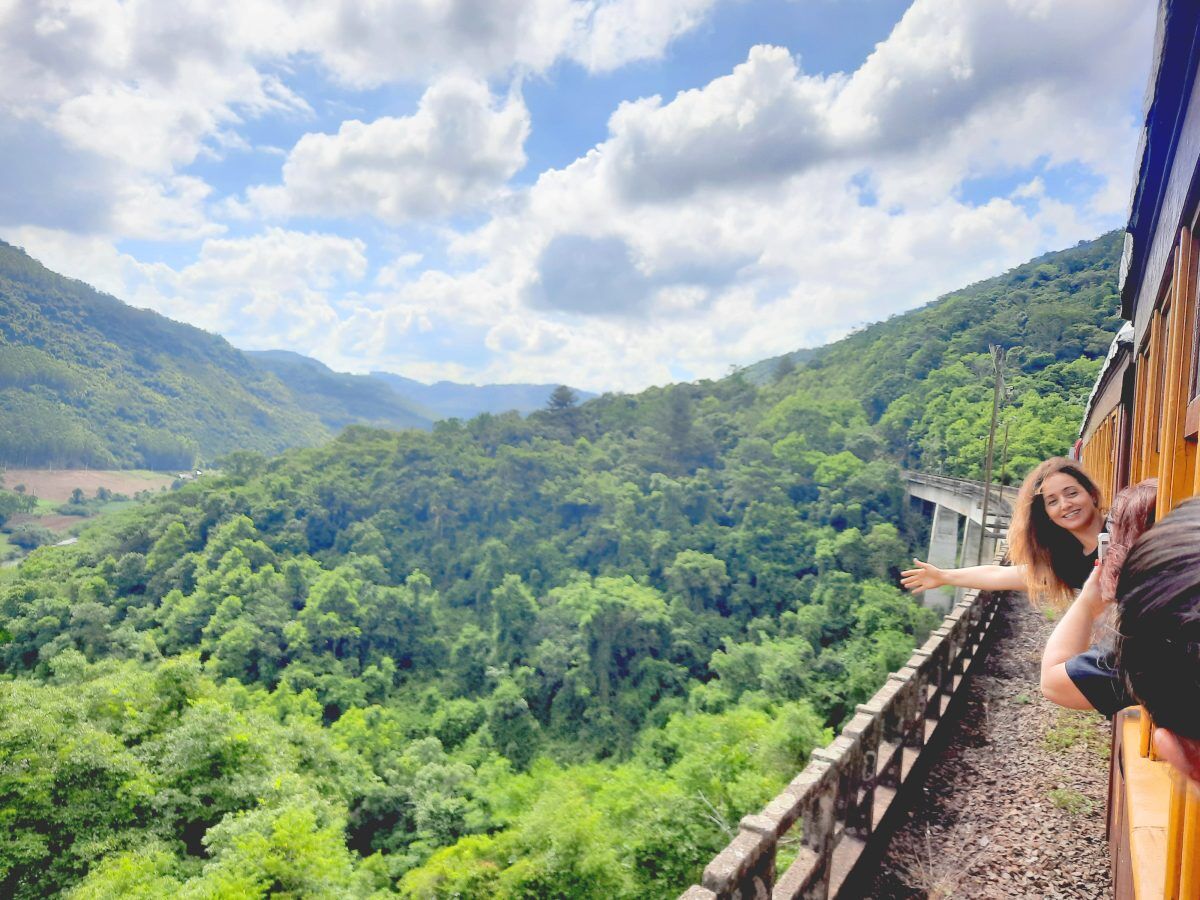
[1078,2,1200,895]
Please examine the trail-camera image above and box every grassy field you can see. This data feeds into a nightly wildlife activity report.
[0,468,176,502]
[1,469,178,566]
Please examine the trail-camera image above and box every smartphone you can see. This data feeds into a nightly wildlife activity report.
[1097,532,1110,563]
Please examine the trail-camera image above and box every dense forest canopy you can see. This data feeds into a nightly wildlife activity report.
[0,233,1122,897]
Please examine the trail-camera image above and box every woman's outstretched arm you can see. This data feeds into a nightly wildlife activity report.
[900,558,1026,594]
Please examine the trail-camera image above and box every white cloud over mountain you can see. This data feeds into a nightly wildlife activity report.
[417,0,1153,387]
[0,0,1156,392]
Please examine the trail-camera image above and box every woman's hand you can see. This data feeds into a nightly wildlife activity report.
[901,558,946,593]
[1076,567,1109,619]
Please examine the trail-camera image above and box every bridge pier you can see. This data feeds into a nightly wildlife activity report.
[905,474,1016,612]
[924,503,960,613]
[957,516,983,602]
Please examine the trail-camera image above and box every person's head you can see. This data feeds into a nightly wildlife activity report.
[1117,496,1200,783]
[1009,457,1103,604]
[1099,478,1157,604]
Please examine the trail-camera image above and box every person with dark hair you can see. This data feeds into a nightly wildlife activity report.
[902,457,1105,602]
[1040,479,1157,714]
[1117,495,1200,783]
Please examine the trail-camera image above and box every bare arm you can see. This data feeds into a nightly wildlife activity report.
[1040,569,1106,710]
[900,559,1026,594]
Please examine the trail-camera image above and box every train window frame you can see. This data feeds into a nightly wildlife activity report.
[1185,215,1200,439]
[1154,305,1170,455]
[1188,275,1200,437]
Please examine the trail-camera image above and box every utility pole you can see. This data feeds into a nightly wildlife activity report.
[998,420,1011,490]
[977,345,1006,564]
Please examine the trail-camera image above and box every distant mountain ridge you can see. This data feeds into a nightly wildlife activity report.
[0,241,594,468]
[245,351,595,427]
[368,370,597,419]
[243,351,436,432]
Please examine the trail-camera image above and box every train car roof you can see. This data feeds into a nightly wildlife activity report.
[1119,1,1200,336]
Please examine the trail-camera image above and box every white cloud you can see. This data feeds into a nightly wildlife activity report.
[0,0,1158,394]
[568,0,718,73]
[296,0,719,86]
[602,0,1150,205]
[248,77,529,223]
[11,226,368,354]
[165,229,368,348]
[0,0,714,241]
[295,0,581,86]
[604,46,840,201]
[376,253,425,288]
[364,0,1155,390]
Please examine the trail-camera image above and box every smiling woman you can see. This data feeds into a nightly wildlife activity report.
[1009,457,1104,603]
[901,456,1104,604]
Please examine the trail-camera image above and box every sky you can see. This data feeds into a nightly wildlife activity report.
[0,0,1157,392]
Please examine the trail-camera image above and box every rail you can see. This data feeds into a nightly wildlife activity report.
[678,546,1009,900]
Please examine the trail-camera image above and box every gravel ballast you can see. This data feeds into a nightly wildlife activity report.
[867,591,1113,899]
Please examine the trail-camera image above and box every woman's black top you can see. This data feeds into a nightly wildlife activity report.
[1059,545,1098,591]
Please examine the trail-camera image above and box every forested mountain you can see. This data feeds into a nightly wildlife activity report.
[775,231,1124,479]
[0,233,1123,898]
[738,347,818,385]
[244,351,436,432]
[368,371,598,420]
[0,241,331,469]
[0,242,589,469]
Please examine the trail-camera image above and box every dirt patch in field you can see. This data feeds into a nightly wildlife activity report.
[5,513,86,533]
[0,469,175,502]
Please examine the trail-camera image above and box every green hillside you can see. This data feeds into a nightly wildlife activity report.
[245,350,436,432]
[0,233,1124,897]
[775,231,1123,479]
[738,347,818,385]
[0,241,331,468]
[0,241,604,469]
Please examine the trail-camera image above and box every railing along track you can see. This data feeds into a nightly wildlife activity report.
[678,547,1009,900]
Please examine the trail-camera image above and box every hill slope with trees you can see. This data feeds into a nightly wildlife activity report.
[775,231,1123,479]
[0,243,590,469]
[244,351,436,432]
[0,233,1123,897]
[0,241,331,469]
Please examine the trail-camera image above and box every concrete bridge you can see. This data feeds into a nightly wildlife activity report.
[904,472,1018,613]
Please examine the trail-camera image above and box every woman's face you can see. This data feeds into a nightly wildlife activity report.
[1039,472,1099,537]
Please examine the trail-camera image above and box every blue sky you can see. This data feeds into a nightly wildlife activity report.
[0,0,1156,391]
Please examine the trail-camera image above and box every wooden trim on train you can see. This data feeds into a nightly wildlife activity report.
[1111,707,1200,900]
